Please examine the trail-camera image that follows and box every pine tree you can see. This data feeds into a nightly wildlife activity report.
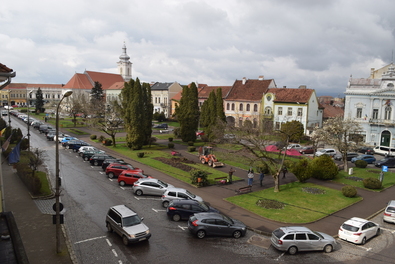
[127,78,145,150]
[142,82,153,145]
[178,83,199,142]
[35,88,44,113]
[215,88,226,122]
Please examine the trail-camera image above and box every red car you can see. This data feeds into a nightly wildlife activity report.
[299,146,315,154]
[105,163,142,179]
[196,131,205,137]
[118,170,152,186]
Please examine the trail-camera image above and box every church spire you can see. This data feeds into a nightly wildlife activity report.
[117,42,132,82]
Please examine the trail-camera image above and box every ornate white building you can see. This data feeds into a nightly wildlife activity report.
[117,43,132,82]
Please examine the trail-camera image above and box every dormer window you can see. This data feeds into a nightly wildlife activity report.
[387,83,394,88]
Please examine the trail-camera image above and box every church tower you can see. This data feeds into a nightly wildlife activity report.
[117,43,132,82]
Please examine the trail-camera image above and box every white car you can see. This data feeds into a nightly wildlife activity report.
[315,148,336,157]
[287,144,302,151]
[383,200,395,223]
[338,217,380,245]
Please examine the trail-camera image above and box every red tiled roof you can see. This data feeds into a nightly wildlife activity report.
[322,104,344,119]
[226,79,275,101]
[63,73,92,89]
[268,88,314,103]
[172,91,182,101]
[63,71,124,90]
[0,63,13,73]
[107,81,125,90]
[26,83,64,89]
[198,86,232,99]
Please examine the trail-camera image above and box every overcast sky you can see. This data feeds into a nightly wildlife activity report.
[2,0,395,96]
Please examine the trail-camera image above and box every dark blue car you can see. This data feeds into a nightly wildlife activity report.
[167,200,219,222]
[351,154,376,164]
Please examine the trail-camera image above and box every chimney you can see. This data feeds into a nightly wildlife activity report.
[258,75,264,80]
[242,77,246,85]
[283,86,286,88]
[299,85,306,89]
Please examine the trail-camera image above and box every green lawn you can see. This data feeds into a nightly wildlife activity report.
[226,182,362,224]
[333,167,395,190]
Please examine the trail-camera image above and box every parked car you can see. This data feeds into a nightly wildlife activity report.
[287,144,302,151]
[81,150,105,161]
[153,123,168,129]
[167,200,219,222]
[374,157,395,168]
[373,145,395,156]
[315,148,336,157]
[334,152,359,161]
[105,205,151,246]
[32,121,44,129]
[132,178,174,196]
[60,137,77,146]
[101,158,127,171]
[299,146,315,154]
[271,226,336,255]
[383,200,395,223]
[54,133,70,142]
[117,170,151,186]
[38,125,53,134]
[188,212,247,239]
[106,163,142,179]
[78,146,101,156]
[350,155,376,164]
[338,217,380,245]
[357,146,374,155]
[161,187,203,208]
[90,154,114,166]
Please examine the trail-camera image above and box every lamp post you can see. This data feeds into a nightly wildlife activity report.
[27,90,33,151]
[7,90,11,128]
[55,90,73,253]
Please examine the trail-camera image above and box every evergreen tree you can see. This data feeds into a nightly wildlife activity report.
[142,82,153,145]
[35,88,44,113]
[90,81,105,117]
[215,88,226,122]
[127,78,145,150]
[177,83,199,142]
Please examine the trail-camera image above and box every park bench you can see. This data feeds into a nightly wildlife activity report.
[214,176,228,184]
[235,186,252,194]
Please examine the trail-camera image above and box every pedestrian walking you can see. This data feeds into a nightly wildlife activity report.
[247,167,254,186]
[259,171,265,187]
[228,167,235,184]
[282,166,287,179]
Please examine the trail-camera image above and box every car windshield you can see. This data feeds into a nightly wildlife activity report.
[386,206,395,213]
[312,231,324,239]
[273,228,285,238]
[342,223,359,232]
[221,214,233,224]
[126,165,135,170]
[123,215,142,226]
[199,202,209,211]
[185,190,196,198]
[157,180,168,187]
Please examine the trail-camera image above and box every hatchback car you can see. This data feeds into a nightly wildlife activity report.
[350,155,376,164]
[357,146,374,155]
[188,212,247,239]
[271,226,336,255]
[132,178,174,196]
[106,163,142,178]
[334,152,358,161]
[374,157,395,168]
[90,154,114,166]
[167,200,219,222]
[338,217,380,245]
[117,170,151,186]
[161,187,203,208]
[101,158,127,171]
[315,148,336,157]
[299,146,315,154]
[105,205,151,246]
[383,200,395,223]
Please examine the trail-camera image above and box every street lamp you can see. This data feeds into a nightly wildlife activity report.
[55,89,72,253]
[27,90,33,151]
[7,90,11,128]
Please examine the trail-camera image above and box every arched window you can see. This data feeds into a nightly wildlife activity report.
[254,104,258,112]
[239,103,243,111]
[231,103,235,111]
[385,106,392,120]
[226,103,230,110]
[246,104,250,111]
[264,107,272,115]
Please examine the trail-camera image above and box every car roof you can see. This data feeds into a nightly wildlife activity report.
[278,226,312,233]
[110,205,137,217]
[343,217,370,227]
[171,199,201,205]
[165,187,187,192]
[387,200,395,206]
[193,212,224,219]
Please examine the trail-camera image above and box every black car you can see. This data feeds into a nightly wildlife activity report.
[167,200,219,222]
[90,154,114,166]
[374,157,395,168]
[47,132,56,141]
[101,158,127,171]
[334,152,359,161]
[153,123,168,129]
[357,146,374,155]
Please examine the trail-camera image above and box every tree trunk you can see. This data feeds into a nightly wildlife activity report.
[111,134,116,147]
[274,173,280,192]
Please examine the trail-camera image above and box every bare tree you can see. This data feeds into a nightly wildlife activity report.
[66,90,89,127]
[29,148,45,178]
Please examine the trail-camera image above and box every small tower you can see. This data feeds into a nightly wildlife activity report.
[117,43,132,82]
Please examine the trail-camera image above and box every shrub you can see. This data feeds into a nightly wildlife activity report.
[342,185,357,197]
[292,158,312,183]
[188,146,196,152]
[355,160,368,168]
[137,152,144,158]
[98,135,105,142]
[90,134,97,140]
[168,143,174,149]
[103,139,112,146]
[168,137,173,142]
[188,141,194,146]
[310,155,338,180]
[173,127,181,138]
[363,177,382,189]
[190,169,208,186]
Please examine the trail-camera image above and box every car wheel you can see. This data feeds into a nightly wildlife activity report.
[66,145,70,149]
[302,151,305,154]
[135,189,143,196]
[361,237,366,245]
[106,222,113,232]
[323,244,333,253]
[119,181,126,186]
[108,172,115,179]
[172,214,181,222]
[201,158,206,164]
[94,161,99,166]
[233,230,242,239]
[84,157,89,161]
[376,228,380,236]
[196,230,206,239]
[288,246,298,255]
[162,201,169,208]
[122,236,129,246]
[208,160,213,166]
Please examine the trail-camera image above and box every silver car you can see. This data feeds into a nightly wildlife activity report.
[271,226,336,255]
[161,187,203,208]
[132,178,174,196]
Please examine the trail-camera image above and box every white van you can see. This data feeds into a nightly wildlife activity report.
[373,146,395,156]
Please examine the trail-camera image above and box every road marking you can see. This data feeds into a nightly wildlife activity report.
[99,171,105,174]
[381,227,395,233]
[358,245,372,251]
[275,252,285,261]
[178,225,188,230]
[75,236,106,244]
[152,208,166,212]
[108,179,114,182]
[120,187,132,190]
[106,239,112,247]
[112,249,118,257]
